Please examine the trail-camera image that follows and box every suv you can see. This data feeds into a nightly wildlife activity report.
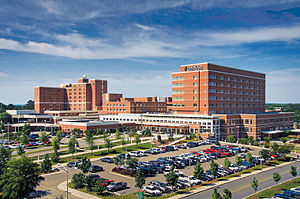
[89,165,104,173]
[106,181,127,192]
[150,180,172,193]
[143,186,162,196]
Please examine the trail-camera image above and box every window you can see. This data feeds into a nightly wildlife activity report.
[209,75,217,79]
[209,82,216,86]
[209,89,216,93]
[193,75,197,79]
[193,96,197,101]
[209,96,216,100]
[193,104,197,108]
[220,76,224,80]
[193,89,197,94]
[193,82,197,86]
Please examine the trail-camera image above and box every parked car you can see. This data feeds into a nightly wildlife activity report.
[89,165,104,173]
[143,186,162,196]
[106,181,127,192]
[91,174,101,182]
[67,161,81,168]
[150,180,172,193]
[100,157,113,163]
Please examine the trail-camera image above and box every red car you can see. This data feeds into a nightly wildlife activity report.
[99,178,115,186]
[43,141,51,145]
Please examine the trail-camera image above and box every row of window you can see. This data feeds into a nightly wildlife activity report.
[102,117,214,126]
[209,89,261,96]
[172,76,185,80]
[210,97,262,101]
[209,75,262,84]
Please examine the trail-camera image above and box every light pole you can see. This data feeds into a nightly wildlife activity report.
[7,122,9,141]
[58,164,73,199]
[1,129,4,146]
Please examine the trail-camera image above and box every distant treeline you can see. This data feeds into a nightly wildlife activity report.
[0,100,34,113]
[266,103,300,123]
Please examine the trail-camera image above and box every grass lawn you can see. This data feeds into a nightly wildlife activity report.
[246,177,300,199]
[53,142,153,164]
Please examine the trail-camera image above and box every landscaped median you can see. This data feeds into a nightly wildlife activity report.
[246,177,300,199]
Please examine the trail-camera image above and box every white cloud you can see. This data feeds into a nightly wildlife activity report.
[134,24,157,31]
[191,24,300,46]
[0,72,9,78]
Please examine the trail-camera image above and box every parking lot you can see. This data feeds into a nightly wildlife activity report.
[84,142,262,195]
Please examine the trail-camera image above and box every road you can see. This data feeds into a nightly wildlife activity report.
[184,161,300,199]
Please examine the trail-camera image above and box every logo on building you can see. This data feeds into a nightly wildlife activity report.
[186,65,203,71]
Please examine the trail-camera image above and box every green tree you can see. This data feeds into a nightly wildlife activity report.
[104,137,112,153]
[264,137,271,144]
[85,174,95,191]
[166,166,178,190]
[260,149,271,161]
[224,158,231,169]
[20,133,29,145]
[273,172,281,184]
[41,154,52,173]
[115,129,121,140]
[51,152,60,163]
[126,157,138,169]
[0,147,11,176]
[85,130,94,153]
[271,143,279,154]
[120,136,127,149]
[135,168,146,189]
[79,157,91,174]
[129,130,136,144]
[280,137,288,144]
[223,188,232,199]
[68,136,78,156]
[278,145,294,158]
[235,155,242,167]
[114,155,125,167]
[210,159,219,178]
[0,156,44,199]
[24,100,34,109]
[291,166,297,177]
[52,136,60,153]
[194,161,204,180]
[248,136,254,145]
[226,135,236,143]
[145,128,152,137]
[16,144,25,156]
[251,178,258,192]
[40,131,48,142]
[96,128,101,135]
[134,134,141,146]
[246,152,254,165]
[56,130,62,143]
[22,124,31,136]
[157,135,162,143]
[71,173,86,189]
[92,180,106,194]
[211,188,222,199]
[0,112,12,123]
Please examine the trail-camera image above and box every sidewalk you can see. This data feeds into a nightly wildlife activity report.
[58,180,102,199]
[168,160,298,199]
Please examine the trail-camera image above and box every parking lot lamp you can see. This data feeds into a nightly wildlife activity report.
[58,164,73,199]
[1,129,4,146]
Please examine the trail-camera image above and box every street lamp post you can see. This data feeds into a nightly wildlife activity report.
[1,129,4,146]
[58,164,73,199]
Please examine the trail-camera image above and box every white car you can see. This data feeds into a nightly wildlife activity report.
[163,169,184,176]
[129,151,141,157]
[138,151,147,156]
[179,176,201,185]
[177,179,194,187]
[228,164,239,172]
[143,186,162,196]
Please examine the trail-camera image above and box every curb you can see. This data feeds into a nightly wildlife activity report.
[57,180,102,199]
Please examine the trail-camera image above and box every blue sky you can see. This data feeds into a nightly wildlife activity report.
[0,0,300,104]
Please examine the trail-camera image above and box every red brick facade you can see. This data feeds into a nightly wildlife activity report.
[99,93,169,115]
[172,63,265,115]
[35,76,107,113]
